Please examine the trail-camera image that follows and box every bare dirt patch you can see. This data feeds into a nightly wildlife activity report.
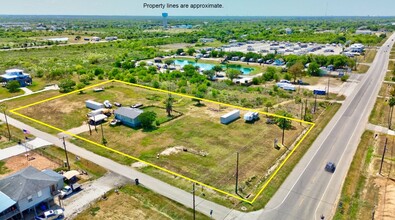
[374,177,395,220]
[0,152,61,177]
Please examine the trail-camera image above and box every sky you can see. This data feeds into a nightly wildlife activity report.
[0,0,394,16]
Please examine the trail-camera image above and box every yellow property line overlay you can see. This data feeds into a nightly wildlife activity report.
[11,79,315,204]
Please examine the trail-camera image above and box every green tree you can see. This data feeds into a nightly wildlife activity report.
[192,92,205,106]
[307,62,320,76]
[76,83,85,94]
[152,81,160,88]
[59,79,76,93]
[265,100,273,113]
[187,48,196,56]
[165,59,174,66]
[288,62,305,82]
[203,70,215,80]
[138,111,157,129]
[276,110,293,145]
[275,111,293,130]
[6,81,21,93]
[212,65,223,74]
[226,69,240,81]
[176,48,184,55]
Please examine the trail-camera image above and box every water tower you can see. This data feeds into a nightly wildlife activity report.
[162,12,168,29]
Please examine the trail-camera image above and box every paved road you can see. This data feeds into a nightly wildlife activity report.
[252,34,395,220]
[0,138,52,160]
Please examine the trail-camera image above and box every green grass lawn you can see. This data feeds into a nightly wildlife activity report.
[0,161,9,175]
[356,64,370,73]
[36,146,107,180]
[0,122,35,149]
[0,87,24,100]
[369,97,390,128]
[75,184,210,220]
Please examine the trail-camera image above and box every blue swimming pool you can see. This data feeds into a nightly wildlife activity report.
[173,60,254,75]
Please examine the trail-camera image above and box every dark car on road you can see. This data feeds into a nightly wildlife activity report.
[325,162,336,173]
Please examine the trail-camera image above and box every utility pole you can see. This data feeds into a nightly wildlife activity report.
[314,94,318,114]
[304,99,308,120]
[379,138,387,174]
[100,123,106,145]
[282,119,285,145]
[0,104,11,141]
[192,183,196,220]
[235,152,239,194]
[300,101,304,123]
[327,77,330,99]
[88,121,92,135]
[61,137,70,171]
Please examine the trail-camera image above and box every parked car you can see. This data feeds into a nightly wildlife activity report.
[325,162,336,173]
[110,119,121,126]
[131,103,143,108]
[60,183,81,199]
[114,102,122,107]
[35,209,64,220]
[103,100,112,108]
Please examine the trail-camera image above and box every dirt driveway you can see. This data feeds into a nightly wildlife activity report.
[59,172,129,219]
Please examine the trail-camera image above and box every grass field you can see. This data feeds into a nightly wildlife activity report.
[334,131,377,220]
[36,146,107,180]
[357,49,377,63]
[14,81,309,204]
[389,60,395,71]
[369,97,394,128]
[335,131,395,220]
[0,87,24,100]
[356,64,370,73]
[75,184,210,220]
[0,122,34,149]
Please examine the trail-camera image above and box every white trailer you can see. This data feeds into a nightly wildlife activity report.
[220,110,240,124]
[87,108,105,117]
[244,112,259,122]
[86,100,104,110]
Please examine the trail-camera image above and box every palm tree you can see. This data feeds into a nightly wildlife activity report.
[165,94,173,117]
[388,96,395,129]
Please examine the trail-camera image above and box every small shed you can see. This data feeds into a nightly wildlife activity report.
[114,107,143,128]
[220,110,240,124]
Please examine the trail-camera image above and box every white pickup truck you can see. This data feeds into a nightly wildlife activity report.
[35,209,64,220]
[59,183,81,199]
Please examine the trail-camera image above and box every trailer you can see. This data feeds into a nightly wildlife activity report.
[86,100,104,110]
[244,112,259,122]
[220,110,240,124]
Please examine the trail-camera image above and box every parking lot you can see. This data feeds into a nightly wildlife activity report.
[222,41,343,56]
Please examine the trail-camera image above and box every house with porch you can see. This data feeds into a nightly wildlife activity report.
[0,166,64,220]
[114,107,143,128]
[0,69,32,87]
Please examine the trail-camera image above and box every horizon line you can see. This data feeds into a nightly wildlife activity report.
[0,14,395,17]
